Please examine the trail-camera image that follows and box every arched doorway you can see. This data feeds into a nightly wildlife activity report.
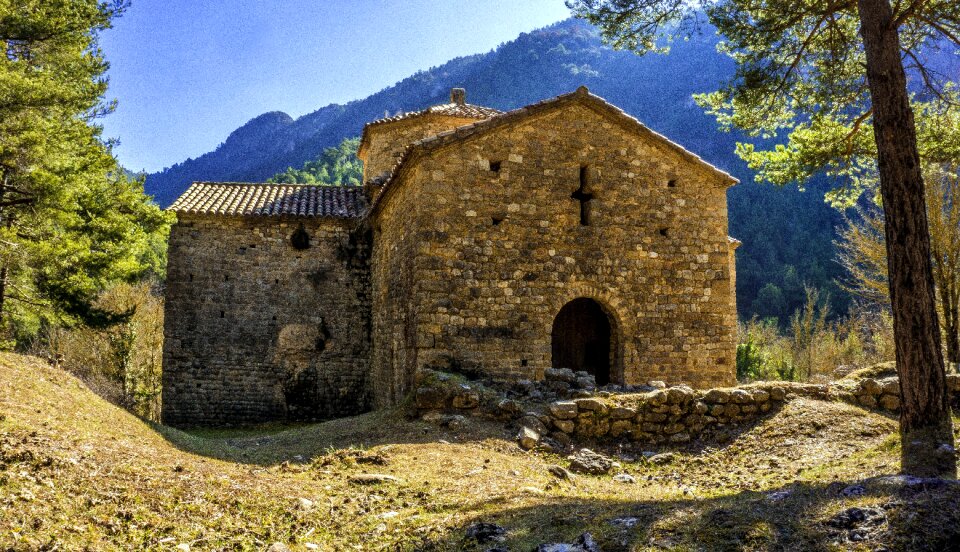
[551,298,612,385]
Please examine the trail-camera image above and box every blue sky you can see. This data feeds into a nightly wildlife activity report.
[99,0,572,173]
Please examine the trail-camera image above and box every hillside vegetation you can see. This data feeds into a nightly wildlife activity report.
[2,354,959,550]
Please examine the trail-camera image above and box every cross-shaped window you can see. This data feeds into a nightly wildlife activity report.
[571,165,593,226]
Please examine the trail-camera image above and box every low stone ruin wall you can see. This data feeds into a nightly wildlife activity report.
[411,366,960,451]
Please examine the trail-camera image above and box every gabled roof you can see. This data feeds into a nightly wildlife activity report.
[169,182,366,218]
[358,89,501,159]
[368,86,738,218]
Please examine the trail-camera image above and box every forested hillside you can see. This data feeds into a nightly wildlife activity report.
[145,19,849,321]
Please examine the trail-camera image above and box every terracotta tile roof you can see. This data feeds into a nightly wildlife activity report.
[358,89,502,158]
[368,87,739,218]
[366,102,502,128]
[169,182,366,218]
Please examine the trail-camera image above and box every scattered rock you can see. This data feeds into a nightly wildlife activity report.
[545,367,577,383]
[452,389,480,409]
[497,398,523,418]
[878,394,900,411]
[575,376,597,390]
[553,419,575,434]
[465,522,507,544]
[266,543,290,552]
[610,517,640,528]
[445,415,468,431]
[550,430,573,447]
[840,484,865,498]
[568,448,613,475]
[648,380,667,389]
[613,472,636,484]
[348,473,399,485]
[766,490,792,501]
[648,452,677,466]
[520,414,548,435]
[548,465,574,480]
[536,532,600,552]
[518,426,541,450]
[825,506,887,543]
[295,497,314,511]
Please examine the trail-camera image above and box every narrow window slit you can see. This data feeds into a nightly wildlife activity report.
[489,160,502,172]
[491,216,504,226]
[220,310,225,318]
[571,165,594,226]
[659,227,669,237]
[667,179,677,188]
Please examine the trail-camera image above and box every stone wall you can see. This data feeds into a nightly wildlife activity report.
[370,100,737,406]
[359,114,484,183]
[162,214,371,426]
[411,368,960,449]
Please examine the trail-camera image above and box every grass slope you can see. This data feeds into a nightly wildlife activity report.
[1,353,959,551]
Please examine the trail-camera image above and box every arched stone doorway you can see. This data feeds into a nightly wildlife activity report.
[551,298,613,385]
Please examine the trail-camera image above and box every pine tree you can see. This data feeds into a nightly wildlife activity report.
[0,0,171,340]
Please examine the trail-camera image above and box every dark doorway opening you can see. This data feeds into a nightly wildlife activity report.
[551,298,612,385]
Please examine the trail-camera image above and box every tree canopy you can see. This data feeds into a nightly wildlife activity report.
[569,0,960,476]
[0,0,171,342]
[268,137,362,186]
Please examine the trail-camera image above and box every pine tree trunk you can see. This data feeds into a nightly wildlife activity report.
[858,0,956,477]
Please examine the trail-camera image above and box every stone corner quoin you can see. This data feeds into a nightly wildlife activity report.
[160,87,739,426]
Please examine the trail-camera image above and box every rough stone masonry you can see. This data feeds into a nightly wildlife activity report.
[162,87,740,426]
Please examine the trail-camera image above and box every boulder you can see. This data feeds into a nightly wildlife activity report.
[613,473,636,484]
[536,532,600,552]
[496,399,523,418]
[415,387,448,410]
[520,415,548,435]
[860,378,882,396]
[549,401,579,420]
[648,452,677,465]
[517,426,541,450]
[648,380,667,389]
[703,388,730,404]
[879,394,900,411]
[451,388,479,409]
[465,522,507,544]
[879,378,900,396]
[730,389,752,404]
[574,397,608,413]
[568,449,613,475]
[550,431,572,447]
[545,367,577,383]
[553,419,575,434]
[575,376,597,390]
[666,385,695,404]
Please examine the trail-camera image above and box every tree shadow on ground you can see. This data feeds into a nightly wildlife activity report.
[415,476,960,552]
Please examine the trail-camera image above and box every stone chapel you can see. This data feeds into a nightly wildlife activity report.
[161,87,740,426]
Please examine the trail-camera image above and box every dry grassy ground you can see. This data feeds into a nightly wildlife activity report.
[2,353,959,551]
